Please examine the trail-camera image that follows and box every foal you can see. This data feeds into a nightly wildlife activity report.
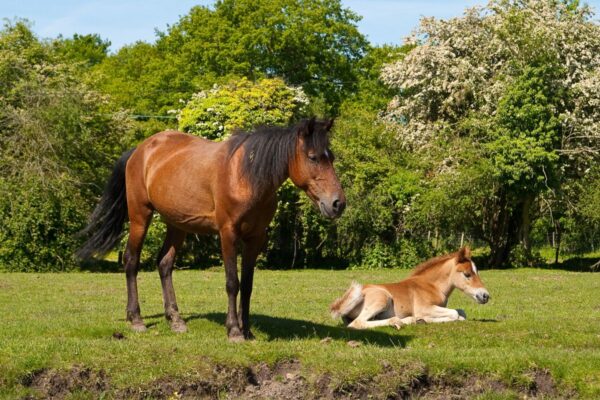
[330,247,490,329]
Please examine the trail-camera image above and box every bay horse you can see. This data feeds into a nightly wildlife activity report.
[330,247,489,329]
[77,118,345,341]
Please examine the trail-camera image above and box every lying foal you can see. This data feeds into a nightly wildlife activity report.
[330,247,490,329]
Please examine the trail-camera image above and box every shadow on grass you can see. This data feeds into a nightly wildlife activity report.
[186,312,412,348]
[472,254,600,273]
[78,259,122,272]
[543,256,600,272]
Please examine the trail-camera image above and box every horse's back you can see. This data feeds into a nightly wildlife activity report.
[126,131,228,233]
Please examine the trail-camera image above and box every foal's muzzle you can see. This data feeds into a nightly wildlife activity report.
[475,290,490,304]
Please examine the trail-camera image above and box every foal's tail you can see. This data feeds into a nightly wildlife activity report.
[330,281,364,319]
[76,148,135,261]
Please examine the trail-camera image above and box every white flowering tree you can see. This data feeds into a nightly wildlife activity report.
[381,0,600,267]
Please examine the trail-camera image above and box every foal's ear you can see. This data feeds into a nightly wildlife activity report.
[298,117,316,137]
[457,246,471,262]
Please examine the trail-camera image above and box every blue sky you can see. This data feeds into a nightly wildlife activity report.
[3,1,600,51]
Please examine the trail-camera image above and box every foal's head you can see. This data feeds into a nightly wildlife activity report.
[451,247,490,304]
[289,118,346,219]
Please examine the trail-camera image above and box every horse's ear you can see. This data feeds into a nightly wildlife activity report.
[298,117,316,137]
[325,118,334,131]
[457,246,471,262]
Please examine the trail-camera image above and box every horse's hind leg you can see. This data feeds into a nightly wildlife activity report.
[124,206,152,332]
[157,225,187,333]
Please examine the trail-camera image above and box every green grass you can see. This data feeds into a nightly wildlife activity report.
[1,268,600,398]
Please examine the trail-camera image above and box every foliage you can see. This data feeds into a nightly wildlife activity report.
[93,41,196,122]
[0,178,84,271]
[178,77,309,140]
[156,0,367,114]
[0,21,127,271]
[380,0,600,267]
[52,33,111,66]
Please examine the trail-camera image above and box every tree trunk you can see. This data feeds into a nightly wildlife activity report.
[486,191,526,269]
[554,221,561,266]
[517,194,534,264]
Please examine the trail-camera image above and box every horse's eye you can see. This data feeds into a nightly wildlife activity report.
[308,154,318,162]
[463,272,471,279]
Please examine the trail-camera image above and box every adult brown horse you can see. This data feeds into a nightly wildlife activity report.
[77,118,345,341]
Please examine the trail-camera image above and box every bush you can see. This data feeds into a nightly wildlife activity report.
[0,178,85,271]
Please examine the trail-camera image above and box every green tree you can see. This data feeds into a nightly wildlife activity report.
[93,0,367,117]
[53,33,111,66]
[0,21,127,271]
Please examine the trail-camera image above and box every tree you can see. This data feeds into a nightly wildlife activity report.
[155,0,368,113]
[0,21,127,271]
[381,0,600,267]
[53,33,111,66]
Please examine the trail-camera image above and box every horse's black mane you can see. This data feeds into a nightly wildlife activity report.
[227,118,331,196]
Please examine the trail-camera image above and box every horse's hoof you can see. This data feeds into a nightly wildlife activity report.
[131,322,147,332]
[244,330,255,340]
[228,327,245,343]
[416,319,427,324]
[170,320,188,333]
[228,333,245,343]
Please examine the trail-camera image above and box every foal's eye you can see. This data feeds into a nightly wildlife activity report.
[463,272,472,279]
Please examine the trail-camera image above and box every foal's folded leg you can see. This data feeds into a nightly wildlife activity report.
[418,305,464,323]
[348,288,400,329]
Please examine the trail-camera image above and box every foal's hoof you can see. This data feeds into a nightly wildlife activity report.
[130,322,147,332]
[389,317,404,330]
[170,320,188,333]
[244,330,255,340]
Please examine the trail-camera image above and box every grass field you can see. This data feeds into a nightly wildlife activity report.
[1,267,599,398]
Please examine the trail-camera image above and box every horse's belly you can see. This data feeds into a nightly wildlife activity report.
[159,211,218,234]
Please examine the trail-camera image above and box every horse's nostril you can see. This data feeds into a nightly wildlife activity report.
[332,198,345,214]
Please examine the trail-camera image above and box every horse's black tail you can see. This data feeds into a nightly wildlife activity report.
[76,148,136,261]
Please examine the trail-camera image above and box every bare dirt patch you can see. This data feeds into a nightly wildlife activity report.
[20,361,572,399]
[21,365,109,399]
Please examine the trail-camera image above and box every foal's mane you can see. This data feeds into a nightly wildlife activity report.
[226,119,330,195]
[410,252,458,276]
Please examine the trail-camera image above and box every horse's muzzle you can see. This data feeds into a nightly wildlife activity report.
[319,196,346,219]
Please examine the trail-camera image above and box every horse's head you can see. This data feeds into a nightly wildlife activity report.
[451,247,490,304]
[288,117,346,219]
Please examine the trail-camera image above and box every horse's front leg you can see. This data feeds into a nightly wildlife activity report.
[220,226,244,342]
[238,232,267,340]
